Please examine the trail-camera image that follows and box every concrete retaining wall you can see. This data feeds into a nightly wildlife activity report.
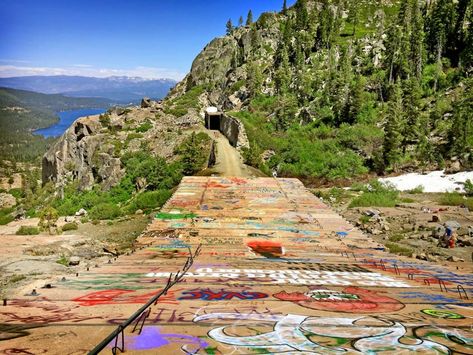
[220,114,249,151]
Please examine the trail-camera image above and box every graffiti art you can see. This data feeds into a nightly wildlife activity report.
[194,312,473,353]
[420,309,465,319]
[273,287,405,313]
[178,288,268,301]
[246,240,285,258]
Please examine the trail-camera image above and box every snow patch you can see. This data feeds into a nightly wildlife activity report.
[379,170,473,193]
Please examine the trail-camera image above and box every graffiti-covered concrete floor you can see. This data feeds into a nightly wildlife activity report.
[1,177,473,354]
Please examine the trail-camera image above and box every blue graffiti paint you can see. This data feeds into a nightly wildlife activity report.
[399,292,472,305]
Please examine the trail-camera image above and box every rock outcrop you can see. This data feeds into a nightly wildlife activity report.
[42,99,200,191]
[42,115,123,190]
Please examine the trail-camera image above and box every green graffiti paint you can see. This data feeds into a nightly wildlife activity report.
[155,212,197,220]
[420,309,465,319]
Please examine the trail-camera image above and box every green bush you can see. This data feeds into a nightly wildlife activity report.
[407,185,424,194]
[349,181,399,208]
[133,190,172,211]
[99,113,111,127]
[89,203,121,220]
[438,192,473,210]
[8,188,24,199]
[386,242,412,257]
[16,226,40,235]
[62,222,78,231]
[136,120,153,133]
[56,255,69,266]
[438,192,465,206]
[465,179,473,196]
[0,207,14,225]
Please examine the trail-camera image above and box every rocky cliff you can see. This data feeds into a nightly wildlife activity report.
[42,100,201,190]
[43,0,473,187]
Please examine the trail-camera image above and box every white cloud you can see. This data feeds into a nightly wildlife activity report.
[0,64,185,81]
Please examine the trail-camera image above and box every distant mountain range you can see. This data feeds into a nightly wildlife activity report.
[0,75,177,103]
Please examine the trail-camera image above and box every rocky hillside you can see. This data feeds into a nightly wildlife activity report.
[168,0,473,182]
[43,0,473,192]
[42,99,204,191]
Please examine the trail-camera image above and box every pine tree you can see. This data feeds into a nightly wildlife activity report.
[450,0,469,66]
[248,62,264,96]
[226,19,234,35]
[275,44,291,94]
[449,79,473,157]
[385,0,413,82]
[246,10,253,26]
[425,0,455,63]
[295,0,309,30]
[402,77,422,145]
[348,2,359,36]
[282,0,288,15]
[461,17,473,70]
[347,76,365,124]
[383,82,404,170]
[239,16,244,27]
[410,0,425,79]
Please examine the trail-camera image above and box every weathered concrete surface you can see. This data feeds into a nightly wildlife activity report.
[1,177,473,354]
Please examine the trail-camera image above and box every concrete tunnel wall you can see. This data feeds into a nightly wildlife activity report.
[205,112,249,151]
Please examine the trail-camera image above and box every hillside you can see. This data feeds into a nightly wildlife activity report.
[0,76,177,103]
[163,0,473,183]
[0,87,111,162]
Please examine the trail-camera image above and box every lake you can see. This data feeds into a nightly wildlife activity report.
[34,108,107,138]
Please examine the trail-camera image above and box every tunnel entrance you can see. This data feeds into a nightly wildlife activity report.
[205,112,222,130]
[205,107,223,131]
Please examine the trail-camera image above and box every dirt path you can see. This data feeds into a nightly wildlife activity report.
[207,130,263,177]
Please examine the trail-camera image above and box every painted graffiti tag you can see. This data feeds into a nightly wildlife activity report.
[72,289,180,306]
[178,289,268,301]
[421,309,465,319]
[273,287,405,313]
[194,313,473,353]
[247,240,285,258]
[110,326,208,353]
[146,268,412,287]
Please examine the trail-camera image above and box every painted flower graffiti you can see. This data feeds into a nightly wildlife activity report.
[273,287,405,313]
[193,313,473,354]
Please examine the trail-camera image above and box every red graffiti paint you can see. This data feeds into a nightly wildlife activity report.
[229,177,248,185]
[72,289,179,306]
[273,287,404,313]
[178,289,268,301]
[247,240,284,258]
[207,181,229,188]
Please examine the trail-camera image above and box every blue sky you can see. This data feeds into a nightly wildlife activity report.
[0,0,296,80]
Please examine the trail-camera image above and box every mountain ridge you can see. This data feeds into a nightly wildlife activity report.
[0,75,177,103]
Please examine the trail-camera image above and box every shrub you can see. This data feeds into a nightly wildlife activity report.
[16,226,39,235]
[438,192,473,210]
[89,203,121,220]
[465,179,473,196]
[0,207,14,225]
[386,242,412,257]
[8,188,24,199]
[350,182,367,192]
[133,190,172,211]
[56,255,69,266]
[99,113,111,127]
[407,185,424,194]
[438,192,465,206]
[136,120,153,133]
[388,234,404,242]
[62,222,78,231]
[349,180,399,208]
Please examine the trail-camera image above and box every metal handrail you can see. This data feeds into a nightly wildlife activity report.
[88,244,201,355]
[457,285,469,300]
